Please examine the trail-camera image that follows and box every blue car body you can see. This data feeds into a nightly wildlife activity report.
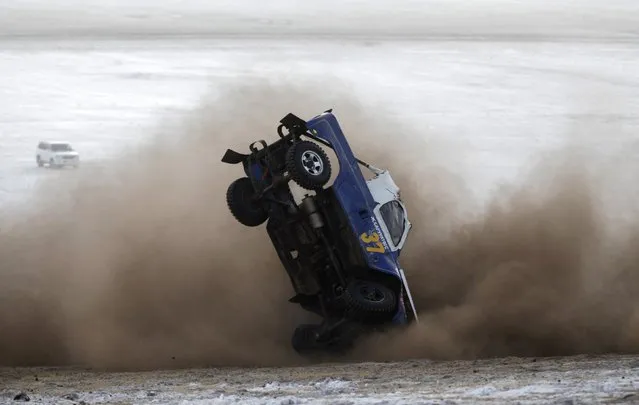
[223,110,417,352]
[246,111,411,324]
[305,113,409,324]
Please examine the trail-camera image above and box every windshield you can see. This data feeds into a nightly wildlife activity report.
[379,200,406,246]
[51,143,73,152]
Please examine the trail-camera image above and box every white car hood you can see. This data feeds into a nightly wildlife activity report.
[366,170,400,204]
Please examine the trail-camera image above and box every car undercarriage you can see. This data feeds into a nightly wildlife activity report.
[222,111,417,354]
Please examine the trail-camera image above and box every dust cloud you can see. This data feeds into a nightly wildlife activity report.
[1,78,639,370]
[355,142,639,361]
[0,79,354,370]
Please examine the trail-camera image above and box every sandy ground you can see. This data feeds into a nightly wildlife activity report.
[2,355,639,404]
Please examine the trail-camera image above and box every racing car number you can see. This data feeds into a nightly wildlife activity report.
[360,231,386,253]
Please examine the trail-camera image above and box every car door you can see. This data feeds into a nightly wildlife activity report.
[43,143,52,160]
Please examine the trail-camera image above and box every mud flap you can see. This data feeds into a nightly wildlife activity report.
[280,113,308,137]
[221,148,248,164]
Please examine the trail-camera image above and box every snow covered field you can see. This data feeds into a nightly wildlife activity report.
[2,1,639,404]
[2,36,638,210]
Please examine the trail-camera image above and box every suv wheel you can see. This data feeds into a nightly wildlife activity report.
[226,177,268,227]
[291,324,321,354]
[36,156,43,167]
[286,141,332,191]
[344,279,397,319]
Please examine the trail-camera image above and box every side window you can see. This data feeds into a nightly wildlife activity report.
[379,201,405,246]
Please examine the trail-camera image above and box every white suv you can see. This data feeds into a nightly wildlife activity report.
[36,141,80,168]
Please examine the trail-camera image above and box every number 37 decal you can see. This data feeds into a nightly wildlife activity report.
[360,231,386,253]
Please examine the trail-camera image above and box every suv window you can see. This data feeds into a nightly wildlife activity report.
[379,200,405,246]
[50,143,73,152]
[38,142,48,149]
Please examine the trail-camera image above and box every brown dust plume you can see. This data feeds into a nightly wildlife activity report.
[353,144,639,361]
[1,79,639,369]
[0,79,362,370]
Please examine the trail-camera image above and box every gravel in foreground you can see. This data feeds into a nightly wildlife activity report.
[2,354,639,404]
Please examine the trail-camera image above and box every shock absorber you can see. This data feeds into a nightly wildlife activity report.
[300,195,325,229]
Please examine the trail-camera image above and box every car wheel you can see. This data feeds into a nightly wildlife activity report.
[36,156,43,167]
[291,324,321,354]
[285,141,332,191]
[344,279,397,319]
[292,322,362,355]
[226,177,268,227]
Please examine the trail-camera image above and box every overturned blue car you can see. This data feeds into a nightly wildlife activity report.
[222,110,418,354]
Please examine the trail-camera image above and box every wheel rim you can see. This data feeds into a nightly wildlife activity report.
[358,285,385,303]
[301,150,324,176]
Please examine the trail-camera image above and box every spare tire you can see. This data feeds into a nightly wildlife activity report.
[285,141,332,191]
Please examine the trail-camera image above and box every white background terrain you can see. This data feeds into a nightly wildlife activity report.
[1,1,639,404]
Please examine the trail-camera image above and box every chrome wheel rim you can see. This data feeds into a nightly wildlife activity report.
[301,150,323,176]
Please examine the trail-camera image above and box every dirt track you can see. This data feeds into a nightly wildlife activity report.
[2,354,639,404]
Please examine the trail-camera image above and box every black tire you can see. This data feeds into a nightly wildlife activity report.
[344,279,397,318]
[292,323,364,356]
[226,177,268,227]
[285,141,331,191]
[291,324,321,354]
